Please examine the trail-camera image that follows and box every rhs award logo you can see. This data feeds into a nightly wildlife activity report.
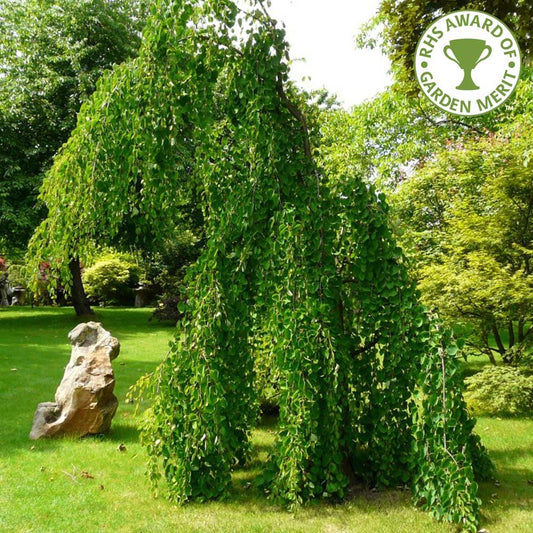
[414,10,521,116]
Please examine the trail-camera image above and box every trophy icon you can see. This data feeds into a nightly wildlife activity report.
[443,39,492,90]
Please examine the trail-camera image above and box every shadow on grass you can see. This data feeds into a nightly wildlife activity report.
[474,440,533,530]
[0,424,148,472]
[106,420,142,444]
[1,360,162,459]
[0,305,174,332]
[0,307,80,328]
[489,444,533,465]
[478,482,533,530]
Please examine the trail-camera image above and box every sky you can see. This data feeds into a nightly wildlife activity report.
[266,0,392,108]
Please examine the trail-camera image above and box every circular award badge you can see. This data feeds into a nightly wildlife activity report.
[414,10,521,116]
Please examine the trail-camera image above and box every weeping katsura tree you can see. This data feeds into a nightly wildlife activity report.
[27,0,493,530]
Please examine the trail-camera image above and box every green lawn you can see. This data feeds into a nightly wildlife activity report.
[1,307,531,532]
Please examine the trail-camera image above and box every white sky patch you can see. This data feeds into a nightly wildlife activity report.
[266,0,392,108]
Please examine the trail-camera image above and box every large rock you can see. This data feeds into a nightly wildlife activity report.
[30,322,120,439]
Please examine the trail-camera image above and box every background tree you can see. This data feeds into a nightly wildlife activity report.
[319,70,533,194]
[0,0,146,289]
[360,0,533,93]
[393,122,533,365]
[350,0,533,194]
[318,89,445,191]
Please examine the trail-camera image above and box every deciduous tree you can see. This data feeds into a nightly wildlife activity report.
[393,121,533,365]
[28,1,492,530]
[360,0,533,93]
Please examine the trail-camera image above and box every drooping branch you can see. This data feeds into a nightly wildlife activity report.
[252,0,313,163]
[276,73,312,163]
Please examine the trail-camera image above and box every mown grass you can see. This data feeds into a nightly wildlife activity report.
[0,307,531,532]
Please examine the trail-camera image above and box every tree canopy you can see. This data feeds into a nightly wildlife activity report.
[0,0,146,255]
[394,119,533,365]
[361,0,533,93]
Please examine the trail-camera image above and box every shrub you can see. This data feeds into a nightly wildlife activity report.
[33,261,56,305]
[151,293,186,323]
[464,365,533,417]
[145,231,201,322]
[83,252,140,306]
[7,263,29,289]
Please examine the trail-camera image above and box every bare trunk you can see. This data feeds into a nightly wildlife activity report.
[486,348,497,366]
[518,318,525,343]
[491,324,506,356]
[68,258,94,316]
[483,332,498,365]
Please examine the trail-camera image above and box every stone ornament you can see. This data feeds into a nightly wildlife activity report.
[30,322,120,439]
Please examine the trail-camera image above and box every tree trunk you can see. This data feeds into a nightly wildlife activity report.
[518,318,525,343]
[491,324,506,356]
[484,345,497,366]
[508,320,515,348]
[68,257,94,316]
